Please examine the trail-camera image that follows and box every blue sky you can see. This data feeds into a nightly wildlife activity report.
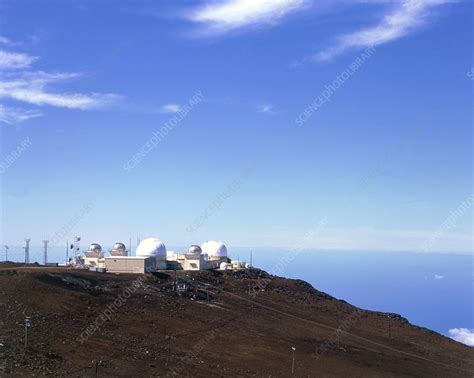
[0,0,472,252]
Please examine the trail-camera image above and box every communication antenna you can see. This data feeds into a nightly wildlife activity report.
[42,240,49,265]
[4,245,8,261]
[73,236,81,260]
[250,249,253,267]
[24,239,31,264]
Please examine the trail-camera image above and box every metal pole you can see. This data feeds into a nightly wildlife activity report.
[66,240,69,263]
[24,319,28,349]
[4,246,8,262]
[24,239,31,264]
[42,240,49,265]
[291,347,295,375]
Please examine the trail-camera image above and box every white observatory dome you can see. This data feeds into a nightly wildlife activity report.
[87,243,104,258]
[219,262,228,270]
[112,242,126,251]
[136,238,167,259]
[188,245,202,255]
[89,243,102,253]
[201,241,227,258]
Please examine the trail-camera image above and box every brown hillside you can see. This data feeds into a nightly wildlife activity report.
[0,263,472,377]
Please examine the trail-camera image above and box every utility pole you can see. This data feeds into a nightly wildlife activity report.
[24,239,31,264]
[4,245,8,262]
[94,360,101,377]
[42,240,49,265]
[291,346,296,375]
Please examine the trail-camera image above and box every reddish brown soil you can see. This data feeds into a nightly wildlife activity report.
[0,263,472,377]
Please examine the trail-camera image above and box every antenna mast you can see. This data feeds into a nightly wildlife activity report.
[4,245,8,261]
[24,239,31,264]
[42,240,49,265]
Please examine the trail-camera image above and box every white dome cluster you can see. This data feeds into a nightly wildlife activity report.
[136,238,167,260]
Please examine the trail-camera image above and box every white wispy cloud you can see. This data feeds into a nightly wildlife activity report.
[0,49,121,124]
[186,0,307,35]
[0,71,120,110]
[0,105,42,124]
[159,103,182,113]
[257,103,275,114]
[316,0,452,61]
[0,49,37,70]
[434,274,444,280]
[0,36,11,45]
[448,328,474,346]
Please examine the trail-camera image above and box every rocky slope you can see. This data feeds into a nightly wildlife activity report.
[0,263,472,377]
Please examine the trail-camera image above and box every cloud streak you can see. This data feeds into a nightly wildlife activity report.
[185,0,307,35]
[0,49,121,124]
[0,50,37,70]
[257,103,275,114]
[316,0,452,61]
[159,103,182,114]
[0,105,42,124]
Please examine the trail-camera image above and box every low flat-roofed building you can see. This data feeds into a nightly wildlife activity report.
[105,256,155,274]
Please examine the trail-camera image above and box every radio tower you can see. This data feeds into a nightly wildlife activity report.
[42,240,49,265]
[72,236,81,263]
[3,245,8,262]
[24,239,31,264]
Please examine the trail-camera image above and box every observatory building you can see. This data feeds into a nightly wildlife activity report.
[84,243,105,268]
[166,241,229,271]
[81,237,246,273]
[104,238,167,273]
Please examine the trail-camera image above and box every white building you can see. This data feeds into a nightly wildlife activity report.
[166,241,231,271]
[135,238,168,270]
[105,256,155,273]
[85,238,247,273]
[84,243,105,267]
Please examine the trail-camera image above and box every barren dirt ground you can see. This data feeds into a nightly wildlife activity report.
[0,263,472,377]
